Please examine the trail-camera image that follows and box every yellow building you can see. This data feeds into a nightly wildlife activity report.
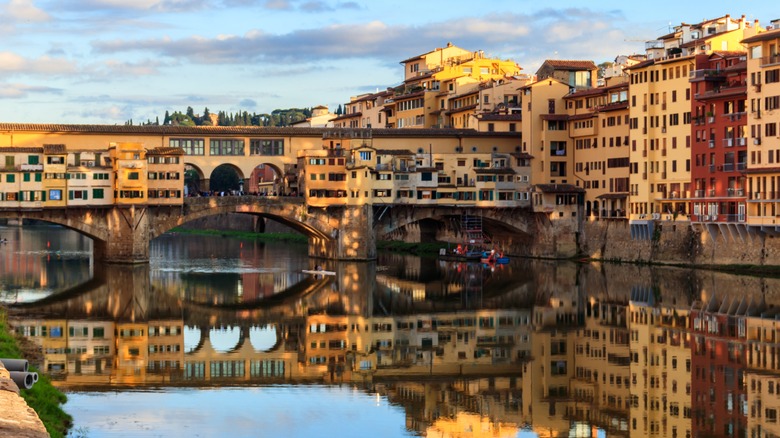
[109,142,147,205]
[394,43,522,129]
[565,82,631,219]
[742,23,780,227]
[42,144,68,207]
[66,150,115,207]
[146,147,184,205]
[520,78,573,185]
[626,55,694,222]
[0,147,44,208]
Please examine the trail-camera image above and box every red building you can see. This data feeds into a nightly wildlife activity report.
[689,297,749,437]
[690,51,749,223]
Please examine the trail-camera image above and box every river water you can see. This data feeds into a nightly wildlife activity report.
[2,224,780,437]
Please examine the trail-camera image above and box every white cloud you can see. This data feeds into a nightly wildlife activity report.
[0,82,62,98]
[0,52,76,75]
[3,0,50,22]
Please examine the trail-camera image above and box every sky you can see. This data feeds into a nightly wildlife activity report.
[0,0,776,124]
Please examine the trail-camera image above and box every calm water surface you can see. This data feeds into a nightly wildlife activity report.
[3,224,780,438]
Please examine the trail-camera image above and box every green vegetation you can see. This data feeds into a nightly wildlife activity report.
[126,106,314,127]
[0,307,72,438]
[376,240,446,255]
[169,228,308,244]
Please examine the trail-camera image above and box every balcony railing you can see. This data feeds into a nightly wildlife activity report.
[760,54,780,67]
[695,189,705,197]
[737,162,747,171]
[722,162,734,172]
[708,140,715,148]
[723,138,734,148]
[693,214,746,223]
[726,188,745,197]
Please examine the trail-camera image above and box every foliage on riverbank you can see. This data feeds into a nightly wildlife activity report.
[0,307,72,438]
[376,240,446,255]
[169,228,308,244]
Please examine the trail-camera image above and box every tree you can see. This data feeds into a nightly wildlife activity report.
[163,110,171,125]
[336,104,343,115]
[209,165,241,193]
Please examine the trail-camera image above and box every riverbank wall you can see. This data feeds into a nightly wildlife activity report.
[578,219,780,267]
[0,362,48,438]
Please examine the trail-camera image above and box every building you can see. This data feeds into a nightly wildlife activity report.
[565,81,631,219]
[742,21,780,230]
[690,51,748,224]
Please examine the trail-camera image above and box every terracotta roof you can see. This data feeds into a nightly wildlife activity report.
[376,149,414,156]
[597,101,630,112]
[535,183,585,193]
[447,104,478,114]
[43,144,66,154]
[474,167,516,174]
[0,146,43,153]
[742,166,780,174]
[394,90,426,101]
[478,114,522,122]
[625,59,656,71]
[542,60,597,70]
[0,123,522,140]
[742,28,780,44]
[596,193,629,199]
[567,113,594,121]
[331,112,361,122]
[147,147,185,155]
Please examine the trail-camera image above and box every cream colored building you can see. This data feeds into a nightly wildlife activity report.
[520,78,573,186]
[42,144,68,208]
[565,81,631,219]
[0,147,44,208]
[146,147,184,205]
[742,23,780,228]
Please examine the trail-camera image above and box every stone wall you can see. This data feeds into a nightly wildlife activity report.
[580,219,780,268]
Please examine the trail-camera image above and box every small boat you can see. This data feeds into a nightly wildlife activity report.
[302,269,336,276]
[439,245,483,261]
[481,251,510,265]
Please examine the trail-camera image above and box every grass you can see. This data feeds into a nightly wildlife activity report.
[0,307,72,438]
[169,227,308,244]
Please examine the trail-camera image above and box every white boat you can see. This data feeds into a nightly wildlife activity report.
[302,269,336,276]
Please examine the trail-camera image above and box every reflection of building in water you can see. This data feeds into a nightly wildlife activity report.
[524,294,580,436]
[569,297,631,435]
[690,294,750,437]
[381,380,524,437]
[629,286,692,438]
[745,306,780,438]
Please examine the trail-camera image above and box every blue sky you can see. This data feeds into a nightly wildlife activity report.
[0,0,776,124]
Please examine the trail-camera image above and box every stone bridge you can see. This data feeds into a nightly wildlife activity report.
[0,196,375,263]
[0,198,576,262]
[373,205,575,257]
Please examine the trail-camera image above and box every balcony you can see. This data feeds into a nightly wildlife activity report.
[723,162,734,172]
[736,137,747,146]
[723,138,734,148]
[760,54,780,67]
[694,116,704,126]
[737,162,747,171]
[708,140,715,148]
[689,69,726,80]
[708,189,716,197]
[727,188,745,197]
[695,189,705,198]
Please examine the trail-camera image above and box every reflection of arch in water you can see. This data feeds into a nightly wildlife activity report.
[183,326,202,353]
[249,326,278,352]
[209,327,242,353]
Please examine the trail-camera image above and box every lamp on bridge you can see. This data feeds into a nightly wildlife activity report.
[239,180,244,195]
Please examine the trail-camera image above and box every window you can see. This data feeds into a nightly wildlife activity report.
[6,174,14,183]
[250,139,284,155]
[128,172,140,180]
[170,138,204,155]
[209,139,244,156]
[359,151,372,161]
[93,188,104,199]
